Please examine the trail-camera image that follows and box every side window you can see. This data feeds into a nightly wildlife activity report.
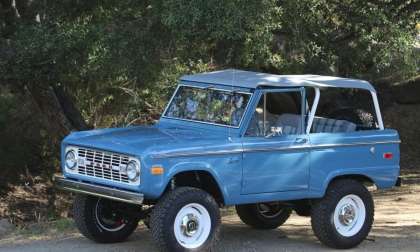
[245,91,303,137]
[307,88,379,134]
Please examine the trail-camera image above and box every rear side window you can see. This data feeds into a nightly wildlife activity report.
[307,88,379,133]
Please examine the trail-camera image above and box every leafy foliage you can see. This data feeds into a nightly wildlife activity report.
[274,0,419,78]
[0,0,418,198]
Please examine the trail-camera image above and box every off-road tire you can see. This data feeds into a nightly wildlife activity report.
[294,206,311,217]
[143,216,150,229]
[235,203,292,229]
[73,194,139,243]
[150,187,221,252]
[311,179,374,249]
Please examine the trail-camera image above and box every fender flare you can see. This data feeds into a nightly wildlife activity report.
[320,170,375,197]
[163,161,229,203]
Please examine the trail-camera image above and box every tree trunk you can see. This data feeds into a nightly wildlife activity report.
[53,84,91,131]
[25,84,90,139]
[25,83,90,219]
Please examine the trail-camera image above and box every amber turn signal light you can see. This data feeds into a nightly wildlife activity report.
[151,166,164,175]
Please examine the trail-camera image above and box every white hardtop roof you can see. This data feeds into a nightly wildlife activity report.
[180,69,375,92]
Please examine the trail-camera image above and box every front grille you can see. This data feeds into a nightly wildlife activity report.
[76,148,130,184]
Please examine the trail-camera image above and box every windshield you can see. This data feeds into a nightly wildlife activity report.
[164,85,250,127]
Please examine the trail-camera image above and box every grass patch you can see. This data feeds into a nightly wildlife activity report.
[53,218,75,232]
[11,218,76,240]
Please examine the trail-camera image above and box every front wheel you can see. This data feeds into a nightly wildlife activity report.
[73,195,140,243]
[236,202,292,229]
[150,187,221,251]
[311,179,374,249]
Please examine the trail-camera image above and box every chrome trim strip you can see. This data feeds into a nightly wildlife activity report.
[151,149,244,159]
[243,145,310,153]
[161,84,253,129]
[151,140,400,158]
[307,140,401,149]
[55,175,144,205]
[243,140,401,153]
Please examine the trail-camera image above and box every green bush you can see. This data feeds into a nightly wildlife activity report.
[0,0,418,192]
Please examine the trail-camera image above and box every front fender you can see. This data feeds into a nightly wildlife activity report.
[145,160,230,202]
[167,161,228,199]
[167,161,213,178]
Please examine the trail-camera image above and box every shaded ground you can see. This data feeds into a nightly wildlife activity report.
[1,175,420,252]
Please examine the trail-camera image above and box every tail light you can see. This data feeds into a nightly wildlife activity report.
[383,152,393,159]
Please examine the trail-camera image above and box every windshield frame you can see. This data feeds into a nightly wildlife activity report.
[161,84,253,128]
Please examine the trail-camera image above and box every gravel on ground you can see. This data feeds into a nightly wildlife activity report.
[1,179,420,252]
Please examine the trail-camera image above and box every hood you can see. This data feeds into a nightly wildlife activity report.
[63,125,227,156]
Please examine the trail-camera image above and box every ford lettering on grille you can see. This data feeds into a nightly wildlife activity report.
[76,148,130,184]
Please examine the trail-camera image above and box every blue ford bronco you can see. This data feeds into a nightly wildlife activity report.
[56,69,401,251]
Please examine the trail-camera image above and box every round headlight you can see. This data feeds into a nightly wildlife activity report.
[126,161,140,182]
[65,150,77,170]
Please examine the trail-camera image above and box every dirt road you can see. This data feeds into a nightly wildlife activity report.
[1,181,420,252]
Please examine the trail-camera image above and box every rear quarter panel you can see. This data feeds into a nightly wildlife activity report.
[309,129,400,197]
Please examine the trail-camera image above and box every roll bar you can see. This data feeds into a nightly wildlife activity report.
[305,88,384,134]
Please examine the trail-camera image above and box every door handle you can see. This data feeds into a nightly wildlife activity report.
[227,157,240,164]
[295,138,308,144]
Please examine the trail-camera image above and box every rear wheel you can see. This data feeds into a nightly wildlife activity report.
[311,179,374,249]
[236,202,292,229]
[73,195,140,243]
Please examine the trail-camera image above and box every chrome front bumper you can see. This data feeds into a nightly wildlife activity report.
[54,175,144,205]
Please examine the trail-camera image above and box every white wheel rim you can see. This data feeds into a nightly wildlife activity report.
[333,194,366,237]
[174,203,211,249]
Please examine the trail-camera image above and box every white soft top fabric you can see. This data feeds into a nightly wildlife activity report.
[181,69,376,92]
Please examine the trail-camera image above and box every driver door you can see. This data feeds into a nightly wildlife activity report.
[241,88,310,194]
